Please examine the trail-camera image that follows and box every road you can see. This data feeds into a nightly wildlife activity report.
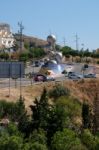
[0,76,66,88]
[0,63,98,88]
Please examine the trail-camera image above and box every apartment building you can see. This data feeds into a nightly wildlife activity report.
[0,23,15,49]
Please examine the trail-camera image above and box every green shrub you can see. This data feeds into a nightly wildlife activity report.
[0,97,28,123]
[49,84,70,100]
[51,128,87,150]
[55,96,82,132]
[81,129,99,150]
[0,100,15,119]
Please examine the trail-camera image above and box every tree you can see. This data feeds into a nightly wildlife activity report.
[84,49,91,57]
[30,88,51,130]
[55,44,61,51]
[22,129,48,150]
[0,134,23,150]
[29,129,47,145]
[47,96,82,145]
[61,46,78,57]
[47,103,66,145]
[29,47,46,58]
[16,97,30,136]
[19,52,29,62]
[82,102,91,129]
[61,46,73,56]
[81,129,99,150]
[54,96,82,133]
[23,142,48,150]
[7,122,21,136]
[51,128,87,150]
[24,42,30,49]
[0,52,9,60]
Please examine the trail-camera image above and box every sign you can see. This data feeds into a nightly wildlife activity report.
[0,62,24,78]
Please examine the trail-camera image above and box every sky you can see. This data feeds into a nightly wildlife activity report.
[0,0,99,50]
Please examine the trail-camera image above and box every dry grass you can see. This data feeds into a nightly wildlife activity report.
[0,79,99,110]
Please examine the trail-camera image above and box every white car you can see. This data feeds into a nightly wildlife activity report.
[46,75,55,81]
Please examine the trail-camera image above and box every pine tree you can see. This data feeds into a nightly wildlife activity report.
[30,88,50,130]
[82,102,90,129]
[16,96,30,136]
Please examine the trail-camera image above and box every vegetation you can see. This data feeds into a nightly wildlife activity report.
[0,52,9,60]
[0,86,99,149]
[18,47,46,62]
[51,128,87,150]
[48,84,70,100]
[1,40,99,63]
[61,46,99,63]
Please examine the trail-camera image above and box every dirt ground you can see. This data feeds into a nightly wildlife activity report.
[0,81,56,109]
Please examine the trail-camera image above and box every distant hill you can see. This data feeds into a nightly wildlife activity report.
[14,33,48,49]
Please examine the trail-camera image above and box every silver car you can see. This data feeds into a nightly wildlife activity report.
[68,73,83,80]
[84,73,96,78]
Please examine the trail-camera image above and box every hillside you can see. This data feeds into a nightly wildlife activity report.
[0,78,99,107]
[0,78,99,128]
[14,33,48,48]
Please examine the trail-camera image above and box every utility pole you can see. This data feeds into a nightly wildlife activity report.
[63,37,66,46]
[81,43,84,63]
[75,33,79,51]
[81,43,84,51]
[49,29,52,35]
[18,22,24,52]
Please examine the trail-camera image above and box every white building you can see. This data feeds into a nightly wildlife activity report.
[0,23,15,49]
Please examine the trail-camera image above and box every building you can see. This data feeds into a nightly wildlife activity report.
[0,23,15,49]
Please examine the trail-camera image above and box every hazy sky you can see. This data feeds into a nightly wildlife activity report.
[1,0,99,50]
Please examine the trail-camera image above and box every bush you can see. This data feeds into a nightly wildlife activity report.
[81,129,99,150]
[51,128,87,150]
[49,84,70,100]
[0,97,28,123]
[0,100,16,119]
[55,96,82,132]
[0,134,23,150]
[0,53,9,60]
[29,47,46,58]
[19,52,29,62]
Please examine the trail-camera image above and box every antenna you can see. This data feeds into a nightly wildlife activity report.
[18,21,24,52]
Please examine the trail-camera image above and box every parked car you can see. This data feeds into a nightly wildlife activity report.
[84,64,88,68]
[84,73,96,78]
[35,61,41,67]
[46,76,55,81]
[62,71,75,77]
[34,74,46,82]
[68,73,83,80]
[32,61,41,67]
[68,71,75,76]
[34,74,55,82]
